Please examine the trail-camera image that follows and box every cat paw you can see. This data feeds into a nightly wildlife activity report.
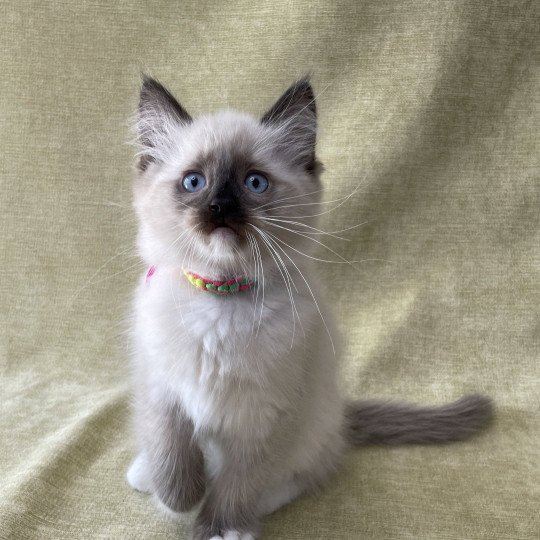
[209,532,255,540]
[127,453,152,493]
[192,505,259,539]
[192,524,256,540]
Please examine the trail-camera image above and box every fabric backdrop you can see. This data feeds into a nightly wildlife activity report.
[1,1,538,538]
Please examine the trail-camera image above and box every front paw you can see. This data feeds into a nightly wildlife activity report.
[209,532,255,540]
[194,529,255,540]
[191,516,257,540]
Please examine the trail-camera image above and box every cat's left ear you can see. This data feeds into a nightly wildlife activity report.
[261,79,318,172]
[136,76,192,171]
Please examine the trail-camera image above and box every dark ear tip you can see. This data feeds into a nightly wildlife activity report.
[295,78,316,112]
[140,74,162,94]
[138,74,166,102]
[261,77,317,125]
[292,77,314,97]
[296,75,313,88]
[137,75,193,125]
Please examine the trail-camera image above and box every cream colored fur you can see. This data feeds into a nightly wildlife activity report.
[129,79,344,539]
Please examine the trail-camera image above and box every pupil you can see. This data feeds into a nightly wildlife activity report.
[252,178,259,189]
[191,177,198,187]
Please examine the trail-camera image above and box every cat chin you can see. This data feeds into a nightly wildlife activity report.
[209,226,238,241]
[204,227,241,254]
[193,235,248,274]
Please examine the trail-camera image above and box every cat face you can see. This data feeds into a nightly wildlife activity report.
[133,77,322,277]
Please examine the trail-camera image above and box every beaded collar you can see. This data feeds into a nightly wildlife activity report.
[145,266,254,295]
[184,270,254,294]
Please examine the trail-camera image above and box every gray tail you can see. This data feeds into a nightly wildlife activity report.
[344,394,493,445]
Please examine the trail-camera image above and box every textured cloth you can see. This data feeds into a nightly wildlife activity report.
[1,1,538,538]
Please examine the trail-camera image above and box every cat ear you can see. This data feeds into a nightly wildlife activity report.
[261,79,317,172]
[136,76,192,171]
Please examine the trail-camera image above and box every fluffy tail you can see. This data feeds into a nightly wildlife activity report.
[344,394,493,445]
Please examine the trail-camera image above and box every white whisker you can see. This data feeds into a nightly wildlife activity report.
[259,216,350,241]
[249,224,335,356]
[250,227,303,350]
[260,216,370,237]
[250,229,266,338]
[261,226,357,265]
[253,187,326,210]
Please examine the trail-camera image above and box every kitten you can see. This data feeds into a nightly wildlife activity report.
[126,76,492,540]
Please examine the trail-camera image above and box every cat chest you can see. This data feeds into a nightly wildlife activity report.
[170,318,291,436]
[137,276,304,435]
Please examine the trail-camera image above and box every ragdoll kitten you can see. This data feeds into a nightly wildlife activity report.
[127,76,492,540]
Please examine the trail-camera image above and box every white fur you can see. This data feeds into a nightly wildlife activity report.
[257,478,304,516]
[126,452,152,493]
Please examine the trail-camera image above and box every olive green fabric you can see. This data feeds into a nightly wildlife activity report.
[1,1,538,538]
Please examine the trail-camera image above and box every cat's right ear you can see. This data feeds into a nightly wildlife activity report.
[136,76,192,171]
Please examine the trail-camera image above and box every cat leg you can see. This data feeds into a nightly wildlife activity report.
[127,451,152,493]
[143,400,206,513]
[257,478,305,516]
[256,432,346,517]
[191,439,270,540]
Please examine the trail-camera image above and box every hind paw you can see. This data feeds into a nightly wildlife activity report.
[127,453,152,493]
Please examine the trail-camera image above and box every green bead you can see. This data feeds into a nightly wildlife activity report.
[229,283,239,292]
[217,285,229,292]
[205,283,217,290]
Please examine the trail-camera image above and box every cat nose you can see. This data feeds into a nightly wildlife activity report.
[209,197,237,217]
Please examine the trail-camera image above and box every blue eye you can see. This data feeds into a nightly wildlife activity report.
[182,173,206,192]
[244,173,269,193]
